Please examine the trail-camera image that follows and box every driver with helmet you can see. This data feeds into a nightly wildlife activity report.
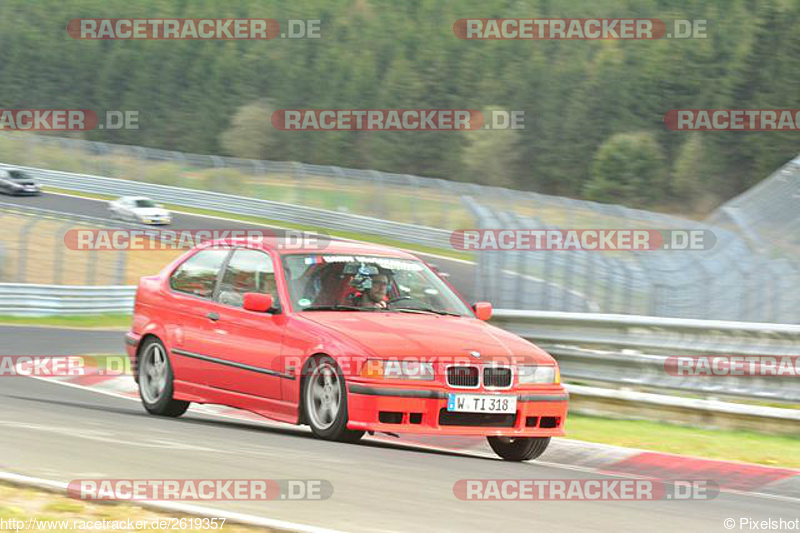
[349,265,391,309]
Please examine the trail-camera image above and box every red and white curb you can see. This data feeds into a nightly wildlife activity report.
[31,369,800,502]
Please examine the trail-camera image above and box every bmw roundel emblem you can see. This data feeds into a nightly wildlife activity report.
[469,351,481,359]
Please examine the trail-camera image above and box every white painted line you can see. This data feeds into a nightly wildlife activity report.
[0,322,129,331]
[0,471,346,533]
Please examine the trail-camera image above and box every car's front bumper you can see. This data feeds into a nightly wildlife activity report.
[346,382,568,437]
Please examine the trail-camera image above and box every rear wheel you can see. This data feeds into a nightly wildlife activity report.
[303,356,364,443]
[487,436,550,461]
[137,338,189,417]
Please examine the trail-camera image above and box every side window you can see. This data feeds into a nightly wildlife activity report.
[217,249,278,308]
[169,249,229,298]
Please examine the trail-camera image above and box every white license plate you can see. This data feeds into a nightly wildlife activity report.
[447,394,516,414]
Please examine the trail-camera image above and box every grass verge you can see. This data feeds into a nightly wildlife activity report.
[0,481,275,533]
[0,314,131,329]
[566,413,800,468]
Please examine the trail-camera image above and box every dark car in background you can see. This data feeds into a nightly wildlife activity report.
[0,169,41,196]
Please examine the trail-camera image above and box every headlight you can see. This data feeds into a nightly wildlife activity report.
[518,365,560,384]
[360,359,434,380]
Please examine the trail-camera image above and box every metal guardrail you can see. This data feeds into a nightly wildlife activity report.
[2,285,797,404]
[0,283,136,315]
[0,163,455,250]
[491,309,800,403]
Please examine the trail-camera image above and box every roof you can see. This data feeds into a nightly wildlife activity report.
[205,237,420,259]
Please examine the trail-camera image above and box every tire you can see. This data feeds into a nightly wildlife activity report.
[303,356,364,443]
[487,436,550,462]
[137,338,189,418]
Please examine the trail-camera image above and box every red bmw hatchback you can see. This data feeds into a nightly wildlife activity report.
[126,237,568,461]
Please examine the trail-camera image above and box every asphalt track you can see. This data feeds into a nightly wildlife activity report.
[0,326,797,532]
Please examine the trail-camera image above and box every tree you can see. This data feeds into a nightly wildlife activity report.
[461,107,520,187]
[584,132,667,207]
[220,99,276,160]
[672,133,719,213]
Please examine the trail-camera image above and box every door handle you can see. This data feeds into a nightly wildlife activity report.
[206,312,220,322]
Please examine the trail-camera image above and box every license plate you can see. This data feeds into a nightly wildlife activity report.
[447,393,516,414]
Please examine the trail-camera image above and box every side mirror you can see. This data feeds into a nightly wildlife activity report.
[428,263,450,279]
[243,293,276,313]
[472,301,492,321]
[472,302,492,322]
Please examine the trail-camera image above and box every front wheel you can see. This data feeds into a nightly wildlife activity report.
[487,436,550,462]
[303,356,364,443]
[137,338,189,417]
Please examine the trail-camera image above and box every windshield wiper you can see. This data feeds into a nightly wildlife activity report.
[392,307,462,317]
[303,304,379,312]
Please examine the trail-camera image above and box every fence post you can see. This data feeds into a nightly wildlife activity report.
[114,244,128,285]
[136,146,147,181]
[405,175,421,225]
[52,221,73,285]
[210,155,224,192]
[17,218,40,283]
[369,170,384,218]
[293,161,304,205]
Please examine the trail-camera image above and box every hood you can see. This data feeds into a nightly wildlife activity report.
[299,312,554,365]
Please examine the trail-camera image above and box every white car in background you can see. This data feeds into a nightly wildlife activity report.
[109,196,172,225]
[0,169,41,196]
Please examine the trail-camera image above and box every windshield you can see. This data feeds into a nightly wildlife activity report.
[8,171,31,180]
[134,199,158,208]
[282,254,472,316]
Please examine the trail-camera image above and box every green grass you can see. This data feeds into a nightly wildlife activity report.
[0,481,271,533]
[0,314,132,329]
[43,186,474,262]
[42,501,85,513]
[566,413,800,468]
